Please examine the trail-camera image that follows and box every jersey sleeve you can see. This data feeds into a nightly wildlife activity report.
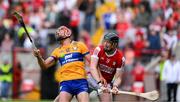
[116,52,126,71]
[50,48,58,60]
[78,42,90,56]
[91,46,101,59]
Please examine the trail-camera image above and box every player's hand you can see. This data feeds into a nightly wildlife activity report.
[111,85,119,94]
[98,82,109,93]
[100,77,108,87]
[33,49,41,57]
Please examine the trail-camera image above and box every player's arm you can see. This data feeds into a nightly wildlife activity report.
[112,57,125,93]
[84,52,91,67]
[97,66,107,86]
[33,49,56,70]
[113,68,123,88]
[90,47,101,83]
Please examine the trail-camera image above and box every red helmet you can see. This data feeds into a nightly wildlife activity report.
[55,26,72,40]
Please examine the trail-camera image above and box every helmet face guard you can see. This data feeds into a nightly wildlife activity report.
[103,32,119,52]
[55,26,72,41]
[103,32,119,44]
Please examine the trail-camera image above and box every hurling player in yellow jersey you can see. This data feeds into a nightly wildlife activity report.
[33,26,91,102]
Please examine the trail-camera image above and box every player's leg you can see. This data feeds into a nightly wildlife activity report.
[87,73,102,101]
[99,92,112,102]
[58,92,73,102]
[75,79,89,102]
[98,84,112,102]
[76,92,89,102]
[53,94,59,102]
[56,81,74,102]
[53,92,73,102]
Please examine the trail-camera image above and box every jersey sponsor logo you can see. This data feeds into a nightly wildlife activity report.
[99,64,115,74]
[65,53,73,60]
[106,59,110,63]
[59,53,83,65]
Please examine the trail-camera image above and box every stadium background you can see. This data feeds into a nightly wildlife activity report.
[0,0,180,101]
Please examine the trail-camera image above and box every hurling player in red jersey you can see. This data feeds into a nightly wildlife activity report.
[90,31,125,102]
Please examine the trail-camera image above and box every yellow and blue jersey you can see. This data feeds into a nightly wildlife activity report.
[51,41,89,83]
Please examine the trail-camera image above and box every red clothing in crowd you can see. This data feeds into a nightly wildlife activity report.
[134,30,145,58]
[116,21,129,39]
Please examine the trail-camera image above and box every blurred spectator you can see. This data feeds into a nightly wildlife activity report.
[79,30,92,50]
[69,6,80,41]
[0,0,9,20]
[95,0,117,29]
[77,0,88,31]
[133,4,150,27]
[57,0,77,12]
[116,9,130,39]
[17,26,37,48]
[0,33,14,52]
[154,50,168,100]
[0,60,12,101]
[29,6,46,30]
[162,51,180,102]
[164,4,173,20]
[124,43,135,69]
[131,61,145,93]
[177,23,180,41]
[146,24,162,51]
[38,28,48,49]
[133,30,147,59]
[55,0,77,28]
[44,0,57,28]
[0,0,179,100]
[163,28,178,51]
[83,0,96,34]
[122,43,135,91]
[151,1,164,22]
[166,16,177,31]
[0,20,7,46]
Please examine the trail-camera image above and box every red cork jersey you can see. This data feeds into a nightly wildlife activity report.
[93,45,125,83]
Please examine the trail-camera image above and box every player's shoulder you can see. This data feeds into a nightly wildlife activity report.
[116,49,124,56]
[95,45,102,50]
[92,45,103,55]
[116,49,125,62]
[73,41,86,46]
[95,45,104,52]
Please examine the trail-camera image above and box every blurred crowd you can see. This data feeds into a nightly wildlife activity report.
[0,0,180,60]
[0,0,180,101]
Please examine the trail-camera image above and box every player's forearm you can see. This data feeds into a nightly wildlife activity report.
[90,67,101,82]
[97,67,103,78]
[113,77,121,87]
[113,70,123,87]
[36,55,48,70]
[90,55,101,82]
